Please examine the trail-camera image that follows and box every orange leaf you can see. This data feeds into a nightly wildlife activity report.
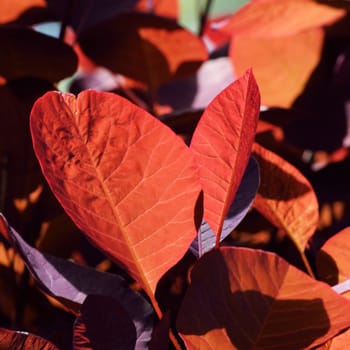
[30,90,201,295]
[230,28,324,108]
[135,0,179,19]
[0,0,46,24]
[177,247,350,350]
[190,70,260,240]
[252,143,319,252]
[317,328,350,350]
[222,0,345,37]
[317,227,350,286]
[78,12,208,91]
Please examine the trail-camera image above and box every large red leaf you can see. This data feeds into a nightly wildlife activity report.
[221,0,345,37]
[252,143,319,252]
[190,69,260,241]
[0,26,77,82]
[0,328,59,350]
[177,247,350,350]
[78,12,208,91]
[230,28,324,108]
[30,90,201,295]
[317,228,350,286]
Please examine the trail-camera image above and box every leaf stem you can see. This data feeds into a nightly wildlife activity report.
[199,0,213,37]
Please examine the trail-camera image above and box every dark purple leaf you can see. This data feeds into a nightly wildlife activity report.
[46,0,138,33]
[73,295,136,350]
[190,157,259,258]
[157,57,235,113]
[0,213,154,350]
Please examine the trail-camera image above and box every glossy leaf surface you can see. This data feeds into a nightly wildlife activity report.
[78,12,208,90]
[0,213,154,349]
[222,0,345,37]
[73,295,136,350]
[317,227,350,286]
[0,328,59,350]
[0,26,77,82]
[190,156,259,258]
[30,90,201,295]
[190,69,260,241]
[252,143,319,252]
[230,28,324,108]
[177,247,350,350]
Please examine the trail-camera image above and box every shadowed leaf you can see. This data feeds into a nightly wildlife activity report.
[0,213,154,349]
[252,143,319,252]
[317,227,350,286]
[0,26,77,82]
[221,0,345,37]
[190,69,260,242]
[230,28,324,108]
[73,295,136,350]
[30,90,201,295]
[190,156,259,258]
[78,12,208,91]
[0,328,59,350]
[177,247,350,350]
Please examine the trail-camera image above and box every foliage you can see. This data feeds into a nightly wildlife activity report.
[1,1,350,349]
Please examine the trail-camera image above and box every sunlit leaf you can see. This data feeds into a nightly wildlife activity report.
[73,295,136,350]
[78,12,208,91]
[230,28,324,108]
[317,227,350,286]
[190,156,259,258]
[316,328,350,350]
[221,0,345,37]
[252,143,319,252]
[30,90,201,295]
[190,69,260,241]
[0,26,77,82]
[0,213,154,349]
[0,0,46,24]
[177,247,350,350]
[0,328,59,350]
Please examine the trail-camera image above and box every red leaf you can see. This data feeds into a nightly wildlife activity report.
[78,12,208,91]
[230,28,324,108]
[317,227,350,286]
[135,0,179,19]
[190,69,260,241]
[177,247,350,350]
[0,328,59,350]
[221,0,345,37]
[30,90,201,295]
[73,295,136,350]
[253,143,319,252]
[0,26,77,82]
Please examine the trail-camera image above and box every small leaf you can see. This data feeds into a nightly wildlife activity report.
[30,90,201,295]
[190,156,259,258]
[317,227,350,286]
[221,0,345,37]
[230,28,324,108]
[0,26,77,82]
[190,69,260,242]
[135,0,179,18]
[177,247,350,350]
[78,12,208,91]
[252,143,319,252]
[73,295,136,350]
[0,213,154,349]
[0,328,59,350]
